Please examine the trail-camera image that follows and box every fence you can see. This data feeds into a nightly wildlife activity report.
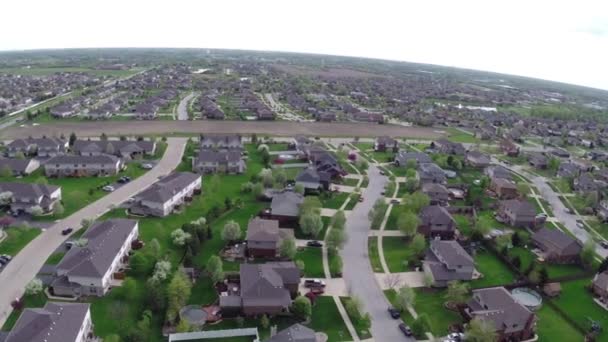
[168,327,259,342]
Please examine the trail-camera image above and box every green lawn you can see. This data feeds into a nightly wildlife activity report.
[388,165,409,177]
[384,205,402,231]
[471,250,516,288]
[340,178,360,187]
[44,251,66,265]
[0,227,41,255]
[344,194,360,210]
[267,143,290,151]
[368,237,383,273]
[454,214,473,237]
[353,142,374,151]
[310,296,354,342]
[536,305,584,342]
[319,192,350,210]
[412,289,462,336]
[383,237,416,273]
[339,297,372,339]
[371,151,395,163]
[396,182,408,198]
[295,247,324,278]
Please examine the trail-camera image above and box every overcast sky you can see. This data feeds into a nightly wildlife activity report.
[1,0,607,90]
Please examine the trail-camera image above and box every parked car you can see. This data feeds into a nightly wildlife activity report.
[600,241,608,249]
[0,254,12,262]
[388,307,400,319]
[307,240,323,248]
[379,170,386,175]
[61,228,73,236]
[304,279,326,288]
[390,199,400,204]
[447,332,465,341]
[117,176,131,184]
[102,185,115,192]
[141,163,154,169]
[358,196,364,202]
[398,323,413,337]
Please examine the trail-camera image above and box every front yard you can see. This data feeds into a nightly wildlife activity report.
[412,289,463,336]
[0,226,41,255]
[383,237,416,273]
[295,247,324,278]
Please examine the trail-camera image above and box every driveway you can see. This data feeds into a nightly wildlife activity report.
[177,92,195,120]
[0,138,187,327]
[341,165,412,341]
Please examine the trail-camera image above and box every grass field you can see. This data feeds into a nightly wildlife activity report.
[536,304,584,342]
[471,250,516,288]
[339,297,372,339]
[383,236,415,273]
[368,237,383,272]
[295,247,324,278]
[412,289,462,336]
[0,227,41,255]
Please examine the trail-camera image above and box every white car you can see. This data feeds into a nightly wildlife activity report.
[102,185,115,192]
[141,163,153,169]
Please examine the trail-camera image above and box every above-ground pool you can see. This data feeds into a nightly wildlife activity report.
[179,305,208,326]
[511,287,543,310]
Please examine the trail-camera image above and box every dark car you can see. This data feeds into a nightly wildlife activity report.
[390,199,400,204]
[61,228,73,236]
[601,241,608,249]
[307,240,323,248]
[398,323,413,337]
[379,170,386,175]
[388,307,400,319]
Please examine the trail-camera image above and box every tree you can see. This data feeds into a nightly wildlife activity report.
[259,168,274,188]
[273,168,287,185]
[209,174,221,193]
[581,239,596,267]
[516,183,530,196]
[291,296,312,320]
[294,183,305,194]
[279,237,297,259]
[252,182,265,198]
[175,319,192,333]
[446,280,470,304]
[0,191,13,205]
[260,314,270,329]
[149,260,172,284]
[69,132,77,146]
[411,313,431,338]
[397,211,420,238]
[0,166,12,178]
[331,253,343,276]
[130,253,155,277]
[395,285,416,310]
[207,256,224,283]
[25,278,43,295]
[299,212,324,237]
[120,278,138,300]
[326,228,346,252]
[585,191,599,208]
[27,205,44,216]
[165,270,192,323]
[241,181,254,193]
[251,133,258,144]
[410,234,426,258]
[104,335,121,342]
[402,192,430,213]
[171,229,191,246]
[466,317,498,342]
[52,201,64,215]
[368,199,388,228]
[301,196,322,215]
[257,143,269,152]
[332,210,346,230]
[149,238,162,258]
[146,279,166,313]
[473,215,493,237]
[14,151,26,160]
[221,220,241,242]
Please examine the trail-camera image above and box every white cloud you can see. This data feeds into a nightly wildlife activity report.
[1,0,607,90]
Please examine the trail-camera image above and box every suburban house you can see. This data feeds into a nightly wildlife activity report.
[551,148,570,159]
[246,218,294,258]
[200,135,243,150]
[72,140,156,159]
[51,219,139,298]
[497,199,538,229]
[267,323,317,342]
[50,102,80,118]
[394,151,432,167]
[295,167,330,192]
[465,151,491,168]
[5,302,94,342]
[418,205,456,240]
[422,182,450,205]
[557,162,580,178]
[193,149,246,174]
[45,154,124,177]
[527,153,548,169]
[485,165,512,181]
[591,271,608,302]
[0,182,62,214]
[311,152,346,180]
[134,103,158,120]
[573,173,599,194]
[374,136,398,152]
[423,240,475,287]
[489,177,518,199]
[290,136,312,151]
[417,163,447,184]
[531,227,582,264]
[266,190,305,226]
[130,172,202,217]
[220,262,300,316]
[463,287,536,342]
[500,139,520,157]
[433,139,465,155]
[6,137,67,158]
[0,157,40,176]
[597,200,608,222]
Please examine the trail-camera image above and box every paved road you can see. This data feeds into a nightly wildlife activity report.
[0,138,187,327]
[177,93,195,121]
[341,165,411,341]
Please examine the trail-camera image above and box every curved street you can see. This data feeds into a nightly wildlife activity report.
[341,165,412,341]
[0,138,187,327]
[177,92,195,120]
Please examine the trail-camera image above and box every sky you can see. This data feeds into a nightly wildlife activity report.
[1,0,607,90]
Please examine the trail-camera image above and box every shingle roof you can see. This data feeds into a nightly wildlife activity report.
[532,227,582,255]
[0,158,35,173]
[135,172,201,203]
[72,140,155,155]
[47,154,120,165]
[500,199,537,216]
[5,302,90,342]
[0,182,59,201]
[247,218,280,243]
[270,191,304,217]
[267,323,316,342]
[420,205,455,228]
[468,287,534,334]
[240,262,300,309]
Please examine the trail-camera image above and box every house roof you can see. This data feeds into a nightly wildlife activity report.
[0,158,35,173]
[267,323,316,342]
[485,165,512,180]
[500,199,537,217]
[56,219,137,278]
[466,150,491,164]
[270,191,304,217]
[196,149,242,163]
[593,271,608,292]
[200,135,242,148]
[429,240,474,269]
[492,177,517,190]
[532,227,582,256]
[396,152,432,164]
[7,138,65,151]
[420,205,455,228]
[5,302,90,342]
[47,154,120,165]
[247,218,280,243]
[72,140,155,155]
[0,182,59,201]
[135,172,201,203]
[422,182,450,195]
[240,262,300,309]
[468,287,534,334]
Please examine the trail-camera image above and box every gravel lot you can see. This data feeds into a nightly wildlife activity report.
[2,121,444,139]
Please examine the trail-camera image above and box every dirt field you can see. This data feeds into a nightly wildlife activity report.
[0,121,444,139]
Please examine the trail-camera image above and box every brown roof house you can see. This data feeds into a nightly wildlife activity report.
[527,153,548,169]
[489,177,518,199]
[422,183,450,206]
[500,139,520,157]
[497,199,538,229]
[592,271,608,302]
[531,227,582,264]
[246,218,294,258]
[484,165,512,181]
[433,139,465,155]
[463,287,536,342]
[418,205,456,240]
[465,151,491,168]
[5,302,94,342]
[417,163,447,185]
[423,240,475,287]
[374,136,398,152]
[220,262,301,316]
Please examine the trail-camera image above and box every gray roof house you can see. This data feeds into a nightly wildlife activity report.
[498,199,538,228]
[532,227,582,264]
[0,182,61,214]
[465,151,491,168]
[131,172,202,217]
[484,165,512,181]
[422,182,450,205]
[0,157,40,176]
[193,149,246,174]
[5,302,94,342]
[6,137,67,158]
[221,262,301,316]
[417,163,447,184]
[423,240,475,287]
[464,287,536,341]
[52,219,139,298]
[592,271,608,302]
[268,191,305,224]
[557,162,579,178]
[246,218,294,258]
[394,151,432,167]
[267,324,317,342]
[72,139,156,158]
[45,154,124,177]
[433,139,465,155]
[418,205,456,239]
[200,135,243,150]
[573,173,599,193]
[295,167,331,192]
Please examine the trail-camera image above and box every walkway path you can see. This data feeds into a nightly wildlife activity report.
[177,92,195,120]
[0,138,187,327]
